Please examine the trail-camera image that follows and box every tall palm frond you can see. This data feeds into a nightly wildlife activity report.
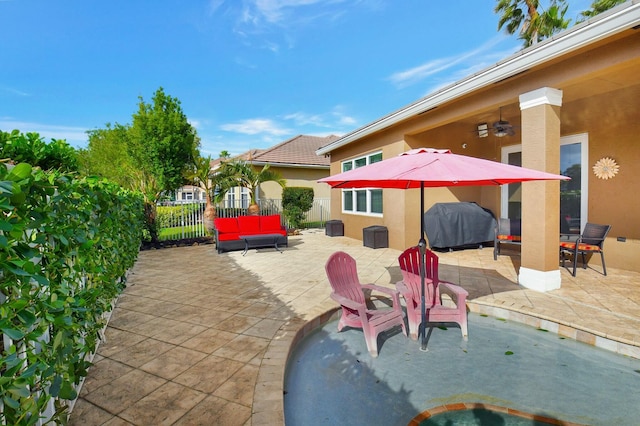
[218,160,286,204]
[495,0,569,47]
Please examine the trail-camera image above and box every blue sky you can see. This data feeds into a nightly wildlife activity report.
[1,0,593,157]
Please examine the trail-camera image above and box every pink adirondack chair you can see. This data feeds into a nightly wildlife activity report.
[325,251,407,357]
[396,246,468,340]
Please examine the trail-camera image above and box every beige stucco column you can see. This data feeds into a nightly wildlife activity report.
[518,87,563,292]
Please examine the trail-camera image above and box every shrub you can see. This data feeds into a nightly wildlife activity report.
[0,130,79,172]
[282,187,314,229]
[157,204,202,228]
[0,162,143,424]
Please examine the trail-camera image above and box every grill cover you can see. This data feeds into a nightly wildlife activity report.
[423,202,496,249]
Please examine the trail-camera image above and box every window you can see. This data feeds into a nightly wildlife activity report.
[240,187,250,209]
[225,191,235,208]
[341,151,383,216]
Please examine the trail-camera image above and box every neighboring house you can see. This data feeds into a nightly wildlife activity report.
[316,2,640,289]
[248,134,338,200]
[174,185,207,203]
[212,134,339,208]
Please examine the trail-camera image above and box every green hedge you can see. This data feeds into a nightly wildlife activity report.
[0,163,144,424]
[157,203,203,228]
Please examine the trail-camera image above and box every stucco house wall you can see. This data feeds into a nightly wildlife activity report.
[318,3,640,273]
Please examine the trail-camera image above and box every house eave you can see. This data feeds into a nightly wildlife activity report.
[316,1,640,156]
[250,161,329,169]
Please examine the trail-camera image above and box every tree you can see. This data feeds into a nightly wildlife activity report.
[495,0,570,47]
[79,123,133,186]
[578,0,626,22]
[129,87,199,197]
[218,160,286,215]
[128,87,200,241]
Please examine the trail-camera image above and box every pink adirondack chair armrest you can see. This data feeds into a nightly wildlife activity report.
[394,280,414,303]
[330,293,364,311]
[438,281,468,306]
[361,284,402,308]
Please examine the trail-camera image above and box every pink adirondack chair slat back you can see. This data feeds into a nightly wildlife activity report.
[396,246,469,339]
[398,246,439,306]
[325,251,366,306]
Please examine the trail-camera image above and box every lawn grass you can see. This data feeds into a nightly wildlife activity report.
[159,225,207,241]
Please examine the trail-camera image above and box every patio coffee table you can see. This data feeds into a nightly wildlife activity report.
[239,234,284,256]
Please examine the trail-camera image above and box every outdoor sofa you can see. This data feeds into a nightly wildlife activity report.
[214,214,288,254]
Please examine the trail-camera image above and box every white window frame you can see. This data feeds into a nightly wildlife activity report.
[225,191,235,208]
[341,151,383,217]
[240,187,250,209]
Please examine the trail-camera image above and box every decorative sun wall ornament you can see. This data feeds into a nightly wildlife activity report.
[592,157,619,180]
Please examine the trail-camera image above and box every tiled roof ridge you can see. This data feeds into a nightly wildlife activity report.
[252,135,304,159]
[210,134,339,168]
[251,134,338,166]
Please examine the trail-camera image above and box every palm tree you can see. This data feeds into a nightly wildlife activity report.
[185,154,216,233]
[578,0,626,22]
[219,160,286,215]
[495,0,569,47]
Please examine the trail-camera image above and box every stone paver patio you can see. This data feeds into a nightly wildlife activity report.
[68,229,640,425]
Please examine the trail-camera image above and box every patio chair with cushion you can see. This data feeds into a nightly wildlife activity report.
[325,251,407,357]
[494,218,522,260]
[396,246,468,340]
[560,223,612,276]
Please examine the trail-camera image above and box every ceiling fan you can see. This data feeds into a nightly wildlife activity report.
[492,107,515,137]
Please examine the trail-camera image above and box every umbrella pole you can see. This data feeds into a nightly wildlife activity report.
[419,182,428,351]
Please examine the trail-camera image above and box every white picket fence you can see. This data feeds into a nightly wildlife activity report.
[157,198,331,241]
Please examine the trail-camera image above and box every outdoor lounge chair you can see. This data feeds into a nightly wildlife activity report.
[396,246,468,340]
[560,222,612,276]
[325,251,406,357]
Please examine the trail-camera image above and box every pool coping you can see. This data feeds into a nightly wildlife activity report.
[408,402,585,426]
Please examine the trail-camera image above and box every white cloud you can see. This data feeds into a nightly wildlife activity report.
[284,105,357,129]
[0,119,89,147]
[0,86,31,97]
[283,111,326,127]
[220,118,291,136]
[252,0,328,24]
[388,35,516,89]
[206,106,354,157]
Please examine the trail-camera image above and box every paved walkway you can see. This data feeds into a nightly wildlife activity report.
[68,230,640,425]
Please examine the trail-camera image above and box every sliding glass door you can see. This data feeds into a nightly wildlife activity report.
[501,133,588,232]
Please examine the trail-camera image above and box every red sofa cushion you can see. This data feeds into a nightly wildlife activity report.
[260,215,282,232]
[238,215,261,234]
[215,217,239,233]
[217,232,241,241]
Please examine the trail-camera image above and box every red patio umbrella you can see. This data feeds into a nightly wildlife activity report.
[319,148,569,350]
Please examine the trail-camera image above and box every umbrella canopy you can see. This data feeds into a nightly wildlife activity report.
[319,148,569,189]
[319,148,569,351]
